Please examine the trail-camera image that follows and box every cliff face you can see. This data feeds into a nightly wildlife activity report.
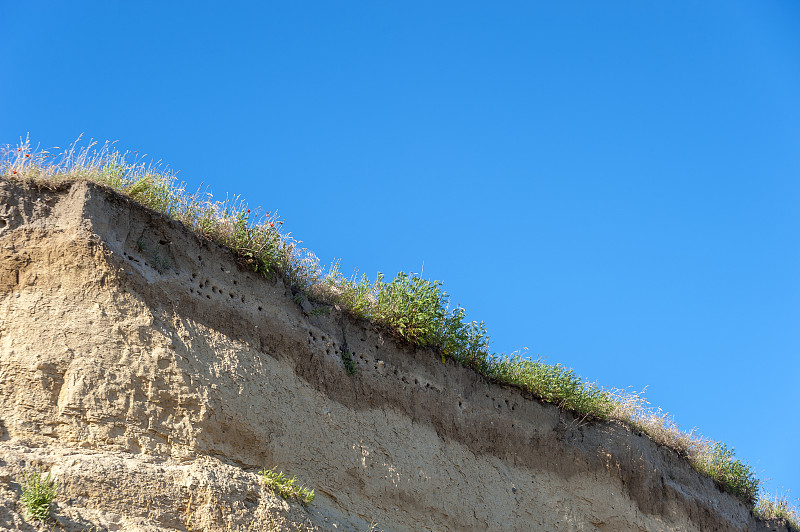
[0,179,789,532]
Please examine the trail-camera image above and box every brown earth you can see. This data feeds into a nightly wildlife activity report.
[0,179,792,531]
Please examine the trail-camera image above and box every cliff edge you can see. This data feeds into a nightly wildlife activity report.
[0,179,790,531]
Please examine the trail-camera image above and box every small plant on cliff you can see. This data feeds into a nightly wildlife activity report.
[259,468,315,506]
[341,350,358,375]
[19,467,58,522]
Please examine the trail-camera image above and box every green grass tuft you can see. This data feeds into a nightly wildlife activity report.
[260,468,315,506]
[0,135,788,512]
[19,467,58,522]
[487,352,617,419]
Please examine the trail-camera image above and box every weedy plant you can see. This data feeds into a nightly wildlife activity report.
[19,467,58,522]
[259,468,315,506]
[0,135,791,514]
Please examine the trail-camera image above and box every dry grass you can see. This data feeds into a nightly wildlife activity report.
[755,492,800,530]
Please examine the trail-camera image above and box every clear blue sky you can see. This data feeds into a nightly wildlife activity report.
[3,1,798,499]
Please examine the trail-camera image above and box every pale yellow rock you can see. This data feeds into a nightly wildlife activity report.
[0,180,789,531]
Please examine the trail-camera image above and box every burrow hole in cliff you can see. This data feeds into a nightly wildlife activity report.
[258,306,262,311]
[0,219,7,229]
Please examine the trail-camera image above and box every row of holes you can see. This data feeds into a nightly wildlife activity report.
[189,271,263,308]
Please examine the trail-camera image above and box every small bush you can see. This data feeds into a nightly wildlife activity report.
[260,468,315,505]
[19,467,58,522]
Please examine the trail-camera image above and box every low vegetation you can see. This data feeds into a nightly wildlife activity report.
[1,136,795,523]
[260,468,316,506]
[18,467,58,522]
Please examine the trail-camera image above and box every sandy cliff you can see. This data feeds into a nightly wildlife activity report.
[0,179,790,531]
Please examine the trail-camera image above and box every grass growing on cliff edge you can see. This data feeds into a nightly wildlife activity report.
[1,136,792,515]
